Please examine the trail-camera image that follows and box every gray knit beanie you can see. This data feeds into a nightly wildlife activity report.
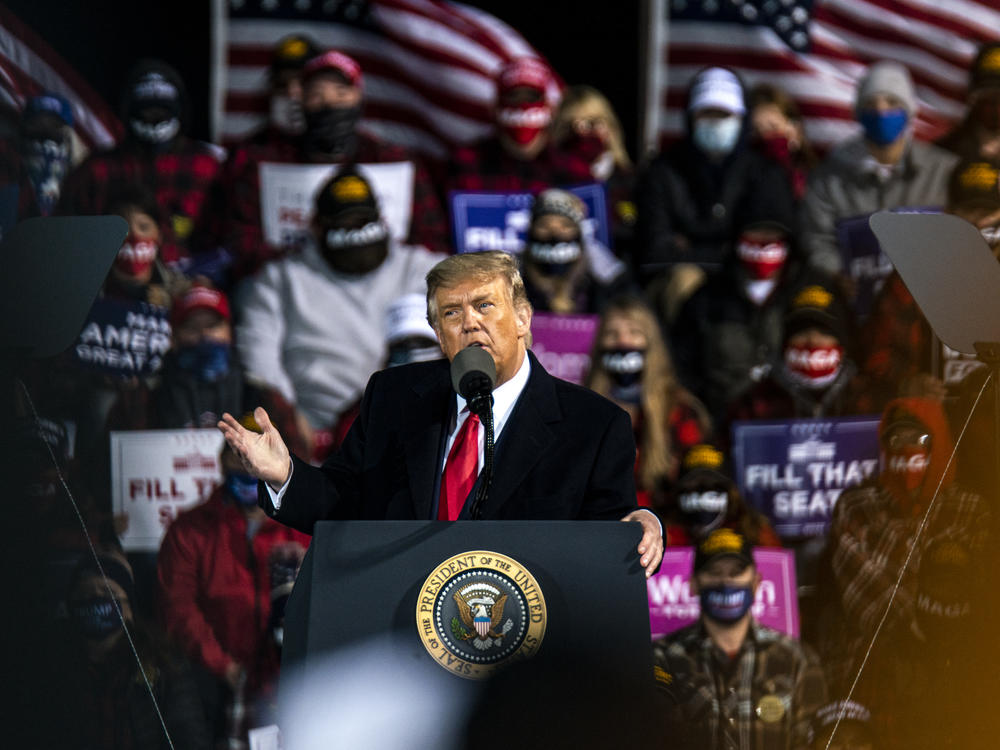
[856,61,916,115]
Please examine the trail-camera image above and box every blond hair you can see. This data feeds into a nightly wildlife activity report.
[425,251,531,328]
[551,85,632,170]
[584,296,709,492]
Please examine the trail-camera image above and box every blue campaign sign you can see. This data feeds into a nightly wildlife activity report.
[730,416,881,539]
[836,206,940,321]
[449,183,610,255]
[72,297,172,378]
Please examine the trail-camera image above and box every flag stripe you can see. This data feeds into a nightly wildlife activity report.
[217,1,552,158]
[822,0,982,57]
[0,5,119,149]
[652,0,1000,152]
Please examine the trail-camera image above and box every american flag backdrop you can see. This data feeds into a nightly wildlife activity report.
[643,0,1000,153]
[212,0,560,159]
[0,5,120,150]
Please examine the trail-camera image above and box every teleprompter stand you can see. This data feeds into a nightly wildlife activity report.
[870,211,1000,501]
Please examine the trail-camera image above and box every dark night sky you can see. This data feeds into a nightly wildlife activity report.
[8,1,643,156]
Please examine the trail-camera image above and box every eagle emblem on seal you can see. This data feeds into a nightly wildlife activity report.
[452,582,514,650]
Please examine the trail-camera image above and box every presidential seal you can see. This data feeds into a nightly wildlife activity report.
[416,550,546,679]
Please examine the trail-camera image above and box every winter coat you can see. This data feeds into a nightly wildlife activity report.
[156,489,310,692]
[635,138,795,276]
[671,260,835,426]
[800,137,957,274]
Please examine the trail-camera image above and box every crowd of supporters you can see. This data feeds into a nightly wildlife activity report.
[7,25,1000,750]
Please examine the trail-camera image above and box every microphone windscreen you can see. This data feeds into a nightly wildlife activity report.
[450,346,497,397]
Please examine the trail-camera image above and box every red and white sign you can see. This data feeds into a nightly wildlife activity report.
[110,429,224,552]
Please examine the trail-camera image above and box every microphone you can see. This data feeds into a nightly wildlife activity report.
[450,346,496,417]
[449,346,496,520]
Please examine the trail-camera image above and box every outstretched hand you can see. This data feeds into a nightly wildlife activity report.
[218,407,291,490]
[621,509,664,578]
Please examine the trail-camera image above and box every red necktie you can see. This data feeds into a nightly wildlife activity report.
[438,412,480,520]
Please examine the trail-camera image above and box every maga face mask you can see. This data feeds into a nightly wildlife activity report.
[496,102,551,146]
[882,445,930,495]
[784,344,843,389]
[114,234,159,278]
[736,236,788,280]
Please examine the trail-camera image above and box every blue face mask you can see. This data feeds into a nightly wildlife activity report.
[858,108,908,146]
[699,584,754,623]
[175,341,231,382]
[70,596,122,640]
[225,472,259,507]
[692,116,741,157]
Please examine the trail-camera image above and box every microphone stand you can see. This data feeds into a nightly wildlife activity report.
[467,393,494,520]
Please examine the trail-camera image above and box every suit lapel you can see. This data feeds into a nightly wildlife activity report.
[403,362,452,520]
[478,352,560,517]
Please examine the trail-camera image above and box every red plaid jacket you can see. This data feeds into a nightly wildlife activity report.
[448,137,595,193]
[823,482,989,694]
[58,138,225,271]
[856,272,933,412]
[219,131,448,278]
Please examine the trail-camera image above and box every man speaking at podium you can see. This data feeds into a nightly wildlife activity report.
[219,251,663,576]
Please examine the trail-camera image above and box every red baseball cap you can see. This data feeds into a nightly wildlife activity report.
[172,285,231,326]
[497,57,554,94]
[302,50,363,87]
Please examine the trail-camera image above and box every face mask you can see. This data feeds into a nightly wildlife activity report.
[526,240,583,277]
[496,103,551,146]
[784,345,843,389]
[270,94,305,135]
[114,234,158,278]
[881,445,930,495]
[758,133,792,163]
[678,490,728,534]
[387,343,441,367]
[980,225,1000,247]
[225,472,259,507]
[692,116,741,157]
[699,584,754,623]
[130,117,181,146]
[320,220,389,274]
[601,348,645,388]
[858,108,908,147]
[22,137,71,216]
[175,341,232,382]
[70,597,123,640]
[736,237,788,280]
[591,150,615,181]
[302,105,361,155]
